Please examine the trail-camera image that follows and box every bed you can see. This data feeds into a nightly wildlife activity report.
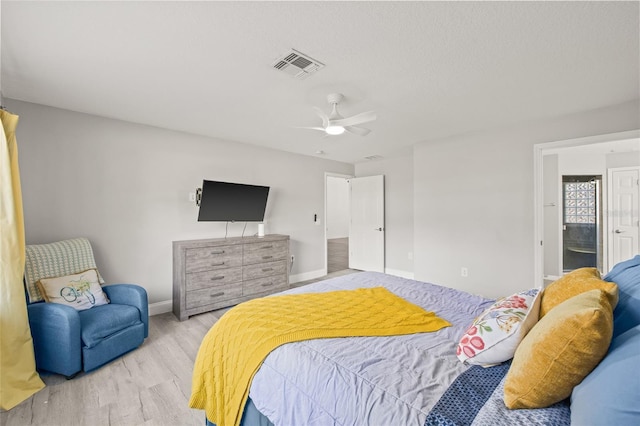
[191,255,640,426]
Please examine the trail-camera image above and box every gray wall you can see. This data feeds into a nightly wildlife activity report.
[607,151,640,168]
[9,97,639,304]
[356,152,414,277]
[9,100,354,304]
[413,100,639,298]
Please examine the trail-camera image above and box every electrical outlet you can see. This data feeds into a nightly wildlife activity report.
[461,267,468,277]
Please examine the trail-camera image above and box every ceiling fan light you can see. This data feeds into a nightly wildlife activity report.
[325,125,345,135]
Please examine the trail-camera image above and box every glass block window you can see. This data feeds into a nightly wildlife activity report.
[564,181,596,224]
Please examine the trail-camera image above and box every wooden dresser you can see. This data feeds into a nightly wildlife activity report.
[172,234,290,321]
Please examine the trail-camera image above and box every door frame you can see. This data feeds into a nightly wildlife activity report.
[533,129,640,287]
[324,172,353,276]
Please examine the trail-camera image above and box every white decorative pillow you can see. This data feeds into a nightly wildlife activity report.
[37,269,110,311]
[456,288,541,366]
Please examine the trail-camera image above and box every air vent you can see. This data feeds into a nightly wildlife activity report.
[272,49,325,80]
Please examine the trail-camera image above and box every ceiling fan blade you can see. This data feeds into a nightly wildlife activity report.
[344,125,372,136]
[313,107,329,128]
[331,111,376,127]
[294,126,326,132]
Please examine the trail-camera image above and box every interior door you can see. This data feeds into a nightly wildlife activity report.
[608,167,640,266]
[349,175,384,272]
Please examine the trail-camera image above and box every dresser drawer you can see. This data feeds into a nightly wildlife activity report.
[243,240,288,265]
[186,285,242,310]
[243,274,288,297]
[243,260,287,281]
[185,245,242,273]
[186,267,242,291]
[174,235,289,321]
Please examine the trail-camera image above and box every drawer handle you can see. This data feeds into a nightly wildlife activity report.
[261,282,274,287]
[211,250,225,255]
[261,245,273,249]
[262,255,273,260]
[262,268,273,272]
[211,261,226,266]
[210,276,225,281]
[210,292,225,298]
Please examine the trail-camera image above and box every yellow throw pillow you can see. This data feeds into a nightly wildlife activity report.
[504,289,613,409]
[37,268,110,311]
[540,267,618,318]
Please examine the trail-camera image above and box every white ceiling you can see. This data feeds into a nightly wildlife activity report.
[2,1,639,164]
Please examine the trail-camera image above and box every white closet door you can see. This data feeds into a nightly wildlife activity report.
[608,167,640,267]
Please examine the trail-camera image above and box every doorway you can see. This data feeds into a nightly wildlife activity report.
[324,173,386,274]
[326,174,351,274]
[561,175,602,272]
[534,130,640,286]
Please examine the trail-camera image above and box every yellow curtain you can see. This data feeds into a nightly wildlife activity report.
[0,109,45,410]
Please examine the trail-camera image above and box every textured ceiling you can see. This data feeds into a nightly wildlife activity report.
[2,1,639,163]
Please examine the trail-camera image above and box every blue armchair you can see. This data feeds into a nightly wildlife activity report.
[24,238,148,377]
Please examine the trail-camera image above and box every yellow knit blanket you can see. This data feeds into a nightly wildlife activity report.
[189,286,451,426]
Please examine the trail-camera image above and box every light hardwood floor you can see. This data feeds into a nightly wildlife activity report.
[327,237,349,274]
[2,309,218,426]
[1,270,358,426]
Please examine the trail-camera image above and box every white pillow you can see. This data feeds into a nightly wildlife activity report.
[456,288,541,366]
[37,268,110,311]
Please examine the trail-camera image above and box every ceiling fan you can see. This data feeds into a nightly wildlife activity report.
[300,93,376,136]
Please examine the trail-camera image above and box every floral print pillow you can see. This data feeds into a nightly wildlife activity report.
[457,288,541,366]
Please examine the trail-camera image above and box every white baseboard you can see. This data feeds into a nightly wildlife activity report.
[289,269,326,284]
[149,300,172,316]
[384,268,414,279]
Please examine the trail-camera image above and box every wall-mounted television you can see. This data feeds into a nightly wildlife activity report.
[197,180,270,222]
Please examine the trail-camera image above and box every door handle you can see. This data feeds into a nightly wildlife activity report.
[614,229,624,234]
[375,227,384,231]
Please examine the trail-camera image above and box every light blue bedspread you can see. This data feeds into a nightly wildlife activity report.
[247,272,570,426]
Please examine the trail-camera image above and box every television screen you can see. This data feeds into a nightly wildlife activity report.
[197,180,270,222]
